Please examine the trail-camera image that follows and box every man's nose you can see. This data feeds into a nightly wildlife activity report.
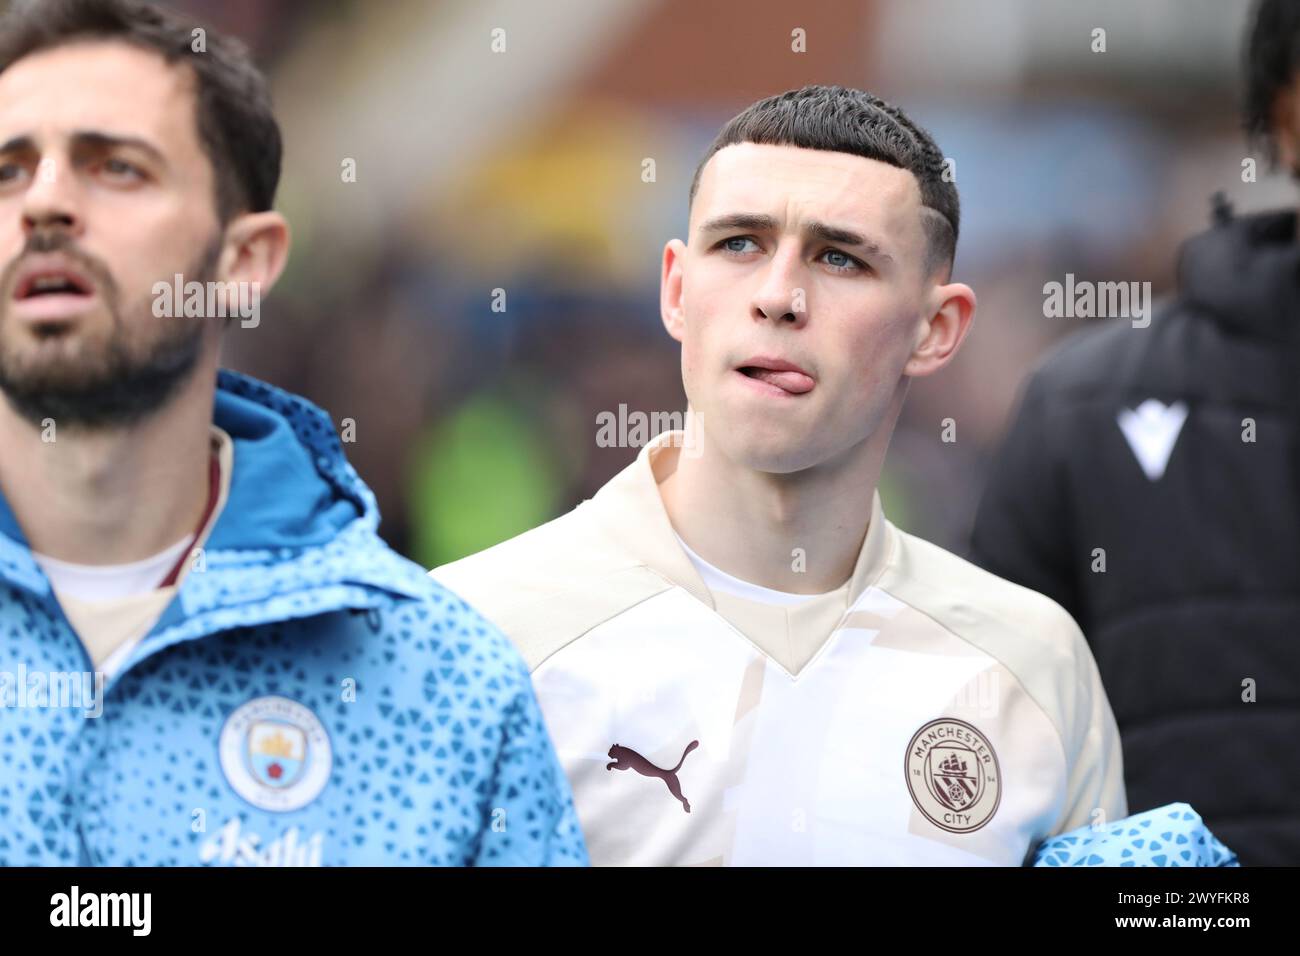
[21,159,83,240]
[750,245,807,327]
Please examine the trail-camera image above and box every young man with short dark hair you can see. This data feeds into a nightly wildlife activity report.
[435,85,1126,866]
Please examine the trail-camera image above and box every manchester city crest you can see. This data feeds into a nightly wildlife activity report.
[219,696,332,812]
[905,718,1001,834]
[248,721,306,789]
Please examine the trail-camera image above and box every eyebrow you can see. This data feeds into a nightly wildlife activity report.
[0,130,167,167]
[697,212,894,263]
[697,212,779,235]
[0,134,35,155]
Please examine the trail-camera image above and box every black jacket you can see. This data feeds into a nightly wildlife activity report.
[969,205,1300,865]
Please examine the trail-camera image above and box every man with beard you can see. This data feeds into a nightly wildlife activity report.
[0,0,585,866]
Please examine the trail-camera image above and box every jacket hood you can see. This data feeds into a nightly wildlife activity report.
[207,369,369,551]
[1177,205,1300,343]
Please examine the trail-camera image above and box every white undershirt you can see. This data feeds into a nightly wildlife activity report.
[673,531,838,607]
[31,534,194,602]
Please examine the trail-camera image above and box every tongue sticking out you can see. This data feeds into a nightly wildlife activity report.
[745,367,814,394]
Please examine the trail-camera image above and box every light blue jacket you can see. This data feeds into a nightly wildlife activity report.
[0,370,587,866]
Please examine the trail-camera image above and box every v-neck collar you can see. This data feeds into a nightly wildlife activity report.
[588,430,895,613]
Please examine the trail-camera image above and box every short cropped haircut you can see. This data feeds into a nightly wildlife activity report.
[689,85,959,279]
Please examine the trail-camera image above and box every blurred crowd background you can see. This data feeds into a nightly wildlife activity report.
[159,0,1282,564]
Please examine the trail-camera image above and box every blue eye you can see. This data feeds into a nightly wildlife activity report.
[821,249,861,272]
[720,236,759,254]
[101,158,143,180]
[0,162,27,185]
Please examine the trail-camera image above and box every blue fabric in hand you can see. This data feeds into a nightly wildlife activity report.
[1032,803,1239,867]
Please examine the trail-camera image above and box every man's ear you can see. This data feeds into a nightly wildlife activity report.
[904,280,976,378]
[660,238,687,343]
[217,211,291,293]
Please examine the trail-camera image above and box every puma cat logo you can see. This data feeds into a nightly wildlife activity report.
[606,740,700,813]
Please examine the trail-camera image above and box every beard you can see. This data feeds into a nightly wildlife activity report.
[0,229,221,430]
